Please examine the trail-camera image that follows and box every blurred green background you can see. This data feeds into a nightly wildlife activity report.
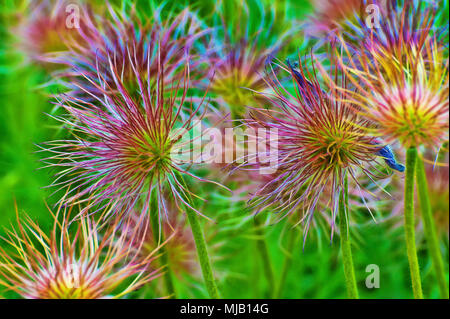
[0,0,448,299]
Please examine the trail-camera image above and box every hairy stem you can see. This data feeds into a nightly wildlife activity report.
[416,156,448,298]
[339,175,359,299]
[174,170,220,298]
[274,228,300,298]
[253,216,275,297]
[185,205,220,298]
[404,147,423,299]
[150,190,176,298]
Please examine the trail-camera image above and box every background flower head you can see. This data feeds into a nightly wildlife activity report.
[203,0,296,119]
[13,0,90,68]
[57,3,209,99]
[388,149,449,240]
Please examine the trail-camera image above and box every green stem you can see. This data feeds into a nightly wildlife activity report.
[149,190,176,298]
[253,216,275,297]
[273,228,300,298]
[174,170,220,298]
[185,205,220,298]
[416,156,448,298]
[404,147,423,299]
[339,174,359,299]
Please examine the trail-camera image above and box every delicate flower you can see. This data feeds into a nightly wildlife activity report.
[238,56,389,239]
[43,49,223,221]
[332,0,448,150]
[337,36,449,149]
[0,203,160,299]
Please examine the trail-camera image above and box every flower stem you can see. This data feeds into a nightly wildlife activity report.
[253,215,275,297]
[415,156,448,298]
[273,228,300,298]
[185,204,220,298]
[150,190,176,298]
[339,174,359,299]
[173,170,220,298]
[404,147,423,299]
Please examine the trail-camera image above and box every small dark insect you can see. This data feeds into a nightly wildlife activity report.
[374,141,405,172]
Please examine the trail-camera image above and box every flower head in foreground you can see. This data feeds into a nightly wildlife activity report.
[0,203,160,299]
[333,0,449,148]
[44,51,223,221]
[239,56,389,239]
[337,35,449,149]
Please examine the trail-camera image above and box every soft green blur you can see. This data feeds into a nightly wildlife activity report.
[0,0,448,299]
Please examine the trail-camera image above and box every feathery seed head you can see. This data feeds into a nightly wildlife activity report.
[239,56,388,239]
[206,0,294,119]
[209,40,271,119]
[59,4,208,99]
[44,48,222,221]
[0,203,160,299]
[338,36,449,149]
